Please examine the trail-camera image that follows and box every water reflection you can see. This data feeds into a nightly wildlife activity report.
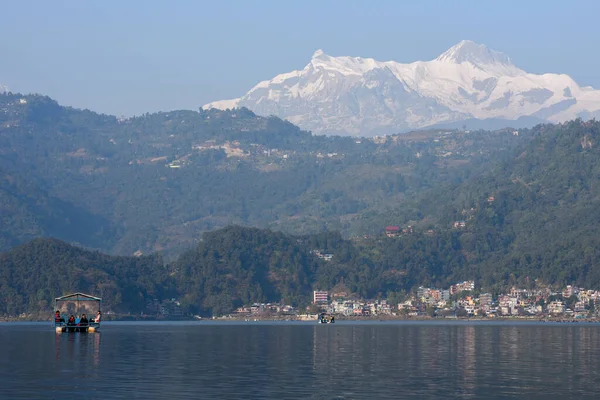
[1,322,600,399]
[307,323,600,398]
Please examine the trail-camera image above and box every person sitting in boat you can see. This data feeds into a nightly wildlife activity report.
[54,311,65,325]
[80,313,89,327]
[67,315,76,332]
[92,311,101,323]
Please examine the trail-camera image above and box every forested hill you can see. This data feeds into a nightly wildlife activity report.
[4,214,600,317]
[0,92,534,256]
[417,119,600,289]
[0,238,170,316]
[174,226,320,315]
[0,168,117,251]
[0,228,467,316]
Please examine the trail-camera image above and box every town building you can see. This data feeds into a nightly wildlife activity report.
[548,301,566,314]
[385,226,400,237]
[313,291,329,304]
[479,293,493,310]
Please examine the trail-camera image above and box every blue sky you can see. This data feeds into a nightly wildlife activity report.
[1,0,598,116]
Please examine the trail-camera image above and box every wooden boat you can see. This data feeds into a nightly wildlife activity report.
[318,313,335,324]
[54,292,102,333]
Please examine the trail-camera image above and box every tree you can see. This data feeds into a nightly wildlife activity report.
[426,305,436,318]
[307,304,323,314]
[536,298,545,307]
[455,307,468,318]
[438,309,454,317]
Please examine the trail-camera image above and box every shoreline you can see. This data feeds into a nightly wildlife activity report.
[3,314,599,324]
[217,315,600,323]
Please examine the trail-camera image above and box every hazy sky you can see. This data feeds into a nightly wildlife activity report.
[1,0,599,116]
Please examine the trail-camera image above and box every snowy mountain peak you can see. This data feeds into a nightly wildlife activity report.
[0,84,8,93]
[307,49,377,76]
[436,40,513,66]
[203,42,600,136]
[311,49,325,59]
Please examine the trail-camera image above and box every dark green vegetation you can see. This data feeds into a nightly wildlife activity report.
[2,92,600,316]
[0,227,464,316]
[0,238,170,316]
[0,168,115,251]
[0,92,530,257]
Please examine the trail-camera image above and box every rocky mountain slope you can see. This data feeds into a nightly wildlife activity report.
[204,40,600,136]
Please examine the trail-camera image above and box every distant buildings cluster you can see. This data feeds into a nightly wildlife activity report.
[305,282,600,319]
[144,298,184,317]
[400,283,600,318]
[234,303,296,315]
[385,226,413,237]
[310,250,333,261]
[224,280,600,320]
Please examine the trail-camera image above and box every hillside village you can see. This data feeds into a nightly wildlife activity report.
[156,126,523,171]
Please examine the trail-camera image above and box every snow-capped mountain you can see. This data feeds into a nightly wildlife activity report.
[0,84,8,93]
[203,40,600,136]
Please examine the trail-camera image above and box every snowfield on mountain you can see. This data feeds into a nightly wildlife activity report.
[203,40,600,136]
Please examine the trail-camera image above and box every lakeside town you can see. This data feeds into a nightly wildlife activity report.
[8,280,599,322]
[227,280,600,321]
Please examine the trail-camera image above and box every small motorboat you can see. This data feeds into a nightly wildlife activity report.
[318,313,335,324]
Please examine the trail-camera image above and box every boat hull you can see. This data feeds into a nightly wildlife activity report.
[55,323,100,333]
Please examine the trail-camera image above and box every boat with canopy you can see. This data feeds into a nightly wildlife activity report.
[318,312,335,324]
[54,292,102,333]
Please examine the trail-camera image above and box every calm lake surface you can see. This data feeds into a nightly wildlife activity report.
[1,321,600,399]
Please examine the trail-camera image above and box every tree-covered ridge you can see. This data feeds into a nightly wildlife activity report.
[0,238,170,316]
[3,207,600,318]
[174,226,319,315]
[425,120,600,288]
[168,227,468,315]
[0,92,536,256]
[0,167,116,251]
[0,228,468,317]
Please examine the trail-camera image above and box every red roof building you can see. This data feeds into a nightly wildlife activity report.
[385,226,400,237]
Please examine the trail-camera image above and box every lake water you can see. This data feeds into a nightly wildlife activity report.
[1,321,600,399]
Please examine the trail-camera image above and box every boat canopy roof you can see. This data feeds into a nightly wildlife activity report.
[55,292,102,302]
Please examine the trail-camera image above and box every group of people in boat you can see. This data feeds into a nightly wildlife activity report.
[54,310,101,332]
[318,313,335,323]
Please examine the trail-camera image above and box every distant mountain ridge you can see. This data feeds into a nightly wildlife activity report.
[203,40,600,136]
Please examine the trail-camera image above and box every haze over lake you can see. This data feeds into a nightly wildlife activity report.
[2,321,600,399]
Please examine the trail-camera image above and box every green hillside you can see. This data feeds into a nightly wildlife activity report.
[2,93,600,317]
[431,120,600,289]
[0,92,533,256]
[0,168,116,251]
[0,238,170,316]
